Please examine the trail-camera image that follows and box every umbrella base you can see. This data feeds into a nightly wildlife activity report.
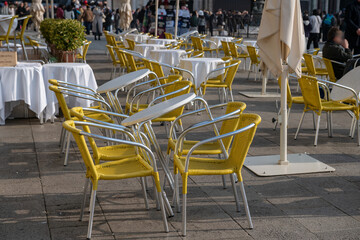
[244,153,335,177]
[238,91,281,98]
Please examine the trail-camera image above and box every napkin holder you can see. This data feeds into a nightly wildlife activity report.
[0,51,17,67]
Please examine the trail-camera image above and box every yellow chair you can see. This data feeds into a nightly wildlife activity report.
[164,32,174,39]
[123,51,145,73]
[76,41,91,63]
[63,120,169,239]
[173,113,261,236]
[322,58,338,83]
[201,60,241,102]
[106,45,122,79]
[0,15,18,50]
[228,42,249,69]
[49,83,113,165]
[167,102,246,156]
[221,41,231,57]
[303,53,328,78]
[234,38,243,44]
[295,75,356,146]
[191,36,218,57]
[126,38,136,50]
[8,15,31,60]
[246,45,261,81]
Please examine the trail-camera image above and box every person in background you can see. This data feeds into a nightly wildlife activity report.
[322,11,336,42]
[104,8,112,31]
[345,0,360,54]
[198,10,206,34]
[216,10,224,36]
[209,11,215,36]
[189,11,198,32]
[56,4,65,19]
[323,27,352,80]
[114,9,121,34]
[92,5,103,40]
[64,5,75,19]
[303,12,312,44]
[307,9,322,49]
[82,5,93,35]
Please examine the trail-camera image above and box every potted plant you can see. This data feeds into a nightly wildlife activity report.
[40,19,86,62]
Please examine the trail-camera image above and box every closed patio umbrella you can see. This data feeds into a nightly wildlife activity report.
[119,0,132,30]
[31,0,45,31]
[244,0,334,176]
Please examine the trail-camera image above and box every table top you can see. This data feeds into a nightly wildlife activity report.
[43,63,89,68]
[180,57,224,63]
[136,43,165,47]
[330,66,360,101]
[97,69,150,93]
[121,93,196,126]
[150,49,186,54]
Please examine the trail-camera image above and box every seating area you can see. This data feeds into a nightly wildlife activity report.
[1,14,360,239]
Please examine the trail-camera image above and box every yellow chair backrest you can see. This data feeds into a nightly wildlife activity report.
[142,58,153,71]
[298,75,322,114]
[228,113,261,181]
[81,41,91,60]
[165,32,173,39]
[322,58,337,82]
[303,53,316,75]
[247,46,260,65]
[123,51,137,72]
[221,41,231,57]
[62,120,99,183]
[106,45,118,66]
[312,48,320,55]
[18,15,32,39]
[48,84,72,120]
[234,38,243,44]
[162,80,192,117]
[224,60,241,87]
[191,37,203,51]
[150,61,165,78]
[113,47,127,67]
[126,39,135,50]
[219,102,247,150]
[228,42,239,58]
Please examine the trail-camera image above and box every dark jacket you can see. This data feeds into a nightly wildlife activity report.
[323,41,353,79]
[345,1,360,49]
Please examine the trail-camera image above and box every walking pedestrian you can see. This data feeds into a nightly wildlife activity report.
[307,9,322,49]
[82,5,93,35]
[92,5,103,40]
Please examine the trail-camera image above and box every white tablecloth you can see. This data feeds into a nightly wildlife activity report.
[125,34,151,47]
[0,62,46,125]
[179,58,225,88]
[210,36,234,48]
[243,40,257,47]
[0,15,17,35]
[134,44,166,58]
[150,49,187,75]
[42,63,97,121]
[147,38,177,45]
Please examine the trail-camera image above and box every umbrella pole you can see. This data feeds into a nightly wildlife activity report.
[279,63,288,165]
[155,0,159,37]
[51,0,54,19]
[261,67,268,95]
[46,0,49,18]
[174,0,180,38]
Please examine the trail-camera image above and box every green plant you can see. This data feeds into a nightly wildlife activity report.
[40,18,60,43]
[51,19,86,51]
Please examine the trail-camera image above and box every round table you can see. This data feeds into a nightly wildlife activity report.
[134,44,166,58]
[0,62,46,125]
[0,15,17,35]
[330,66,360,101]
[210,36,234,48]
[97,69,150,94]
[179,58,225,89]
[43,63,97,121]
[150,49,187,68]
[148,38,177,45]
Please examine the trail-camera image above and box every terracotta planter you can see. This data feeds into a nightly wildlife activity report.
[58,50,77,62]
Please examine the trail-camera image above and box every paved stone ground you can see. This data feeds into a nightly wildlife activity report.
[1,37,360,240]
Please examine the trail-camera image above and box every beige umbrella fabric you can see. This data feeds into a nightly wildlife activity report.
[256,0,305,163]
[119,0,133,30]
[257,0,305,78]
[31,0,45,31]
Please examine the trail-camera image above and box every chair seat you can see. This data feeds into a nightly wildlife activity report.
[174,155,234,176]
[236,53,249,58]
[315,68,328,75]
[97,144,137,161]
[85,112,113,123]
[321,101,356,111]
[292,96,304,104]
[168,139,223,155]
[203,47,217,52]
[96,156,154,180]
[202,81,227,88]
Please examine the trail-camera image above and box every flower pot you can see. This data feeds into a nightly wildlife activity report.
[58,50,77,62]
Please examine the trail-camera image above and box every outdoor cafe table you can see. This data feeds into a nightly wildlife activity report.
[122,93,196,191]
[330,66,360,101]
[0,15,17,35]
[147,38,177,45]
[43,63,97,121]
[124,33,151,47]
[150,49,187,75]
[209,36,234,49]
[0,62,46,125]
[179,57,225,89]
[134,44,166,58]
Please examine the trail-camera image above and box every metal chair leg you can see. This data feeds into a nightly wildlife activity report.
[314,115,321,146]
[229,89,234,102]
[87,189,96,239]
[182,193,187,236]
[294,111,306,139]
[80,178,90,221]
[175,173,181,213]
[230,174,241,212]
[239,181,253,229]
[21,39,28,60]
[158,191,170,232]
[63,133,71,166]
[222,175,227,189]
[312,112,316,130]
[140,177,149,210]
